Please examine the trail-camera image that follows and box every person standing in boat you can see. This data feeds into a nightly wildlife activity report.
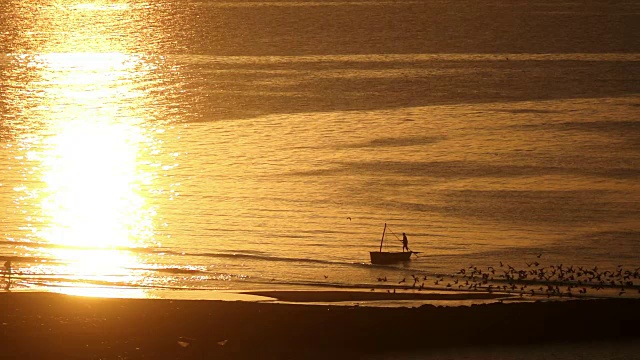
[402,233,409,252]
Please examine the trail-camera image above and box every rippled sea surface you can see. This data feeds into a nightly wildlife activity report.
[1,0,639,298]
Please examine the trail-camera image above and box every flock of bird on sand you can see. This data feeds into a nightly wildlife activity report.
[369,253,640,299]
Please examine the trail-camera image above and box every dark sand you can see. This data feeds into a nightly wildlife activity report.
[1,292,639,359]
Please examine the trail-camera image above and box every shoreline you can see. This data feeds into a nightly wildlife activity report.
[243,289,514,303]
[1,291,639,359]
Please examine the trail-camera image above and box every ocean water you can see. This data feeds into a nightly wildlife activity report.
[0,0,639,299]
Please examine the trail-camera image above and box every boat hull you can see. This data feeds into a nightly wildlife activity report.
[370,251,413,264]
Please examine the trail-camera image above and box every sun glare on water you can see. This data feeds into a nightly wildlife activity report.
[22,52,158,297]
[4,1,177,297]
[36,121,148,296]
[41,122,146,248]
[2,1,176,298]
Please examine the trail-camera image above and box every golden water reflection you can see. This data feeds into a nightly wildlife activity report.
[0,0,176,297]
[42,249,146,299]
[40,121,150,248]
[20,52,159,297]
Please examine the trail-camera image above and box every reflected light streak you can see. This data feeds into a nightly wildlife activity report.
[40,122,149,248]
[31,53,146,112]
[25,54,156,297]
[4,0,173,298]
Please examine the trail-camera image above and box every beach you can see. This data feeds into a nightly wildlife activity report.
[1,1,639,358]
[1,292,639,359]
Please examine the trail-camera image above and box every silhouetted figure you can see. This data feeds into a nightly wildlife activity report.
[402,233,409,252]
[4,260,11,291]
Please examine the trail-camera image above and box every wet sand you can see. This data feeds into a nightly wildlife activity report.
[0,291,639,359]
[244,289,510,303]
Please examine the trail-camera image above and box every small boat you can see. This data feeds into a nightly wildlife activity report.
[370,223,417,264]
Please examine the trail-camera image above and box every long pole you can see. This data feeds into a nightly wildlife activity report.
[379,223,387,252]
